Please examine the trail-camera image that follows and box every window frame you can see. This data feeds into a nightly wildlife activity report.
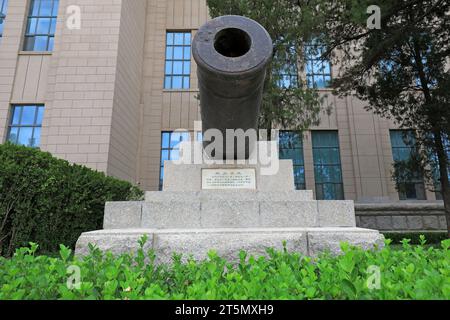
[7,105,44,148]
[304,42,332,89]
[276,64,299,89]
[23,0,59,52]
[274,45,300,89]
[164,31,192,90]
[389,130,427,200]
[278,131,306,190]
[312,130,345,200]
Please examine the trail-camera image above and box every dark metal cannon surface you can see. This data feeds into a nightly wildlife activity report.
[192,15,273,160]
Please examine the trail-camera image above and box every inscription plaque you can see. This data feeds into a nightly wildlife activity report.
[202,169,256,190]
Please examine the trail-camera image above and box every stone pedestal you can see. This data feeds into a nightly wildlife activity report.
[75,142,384,261]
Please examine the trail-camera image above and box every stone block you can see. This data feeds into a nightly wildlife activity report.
[153,228,308,264]
[75,229,154,257]
[162,158,295,192]
[142,201,202,229]
[358,216,377,229]
[256,190,314,202]
[163,162,202,191]
[143,191,320,229]
[407,216,424,230]
[145,191,202,202]
[259,201,318,228]
[438,216,447,229]
[375,216,393,230]
[103,202,142,229]
[200,201,259,228]
[75,228,384,262]
[145,190,314,202]
[307,228,385,256]
[258,160,295,192]
[317,201,356,227]
[423,216,440,230]
[392,216,408,230]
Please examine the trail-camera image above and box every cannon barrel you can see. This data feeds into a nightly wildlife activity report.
[192,15,273,160]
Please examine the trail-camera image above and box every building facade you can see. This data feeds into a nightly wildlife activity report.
[0,0,445,204]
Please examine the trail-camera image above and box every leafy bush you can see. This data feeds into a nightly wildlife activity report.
[0,237,448,300]
[0,143,143,257]
[384,232,448,245]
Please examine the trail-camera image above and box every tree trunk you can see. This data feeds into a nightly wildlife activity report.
[439,164,450,239]
[442,184,450,239]
[438,159,450,238]
[434,132,450,238]
[414,39,449,238]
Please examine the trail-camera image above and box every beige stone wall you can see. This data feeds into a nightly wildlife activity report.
[12,53,51,103]
[0,0,28,144]
[108,0,147,183]
[40,0,123,172]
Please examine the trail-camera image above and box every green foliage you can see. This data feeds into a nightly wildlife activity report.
[384,232,448,245]
[0,238,448,300]
[0,143,143,257]
[209,0,450,233]
[312,0,450,228]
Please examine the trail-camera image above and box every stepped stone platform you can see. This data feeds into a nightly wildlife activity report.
[75,146,385,261]
[76,227,383,264]
[103,191,356,230]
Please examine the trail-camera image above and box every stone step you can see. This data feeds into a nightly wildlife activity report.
[145,190,314,202]
[75,227,385,263]
[103,200,356,230]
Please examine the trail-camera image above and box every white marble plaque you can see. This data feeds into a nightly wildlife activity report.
[202,168,256,190]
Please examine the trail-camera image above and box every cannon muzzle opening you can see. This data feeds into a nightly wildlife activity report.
[214,28,252,58]
[193,15,273,160]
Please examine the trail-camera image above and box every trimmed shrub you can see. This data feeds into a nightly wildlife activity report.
[0,238,448,300]
[0,143,143,257]
[384,232,448,245]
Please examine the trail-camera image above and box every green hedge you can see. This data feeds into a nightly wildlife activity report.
[0,238,448,300]
[0,143,143,257]
[384,232,448,245]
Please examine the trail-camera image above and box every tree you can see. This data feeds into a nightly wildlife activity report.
[207,0,450,237]
[311,0,450,237]
[206,0,331,132]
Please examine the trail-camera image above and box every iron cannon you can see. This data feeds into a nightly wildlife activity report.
[192,15,273,160]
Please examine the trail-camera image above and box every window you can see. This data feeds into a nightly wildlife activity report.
[164,32,191,89]
[276,62,299,88]
[160,131,190,190]
[304,41,331,89]
[390,130,426,200]
[0,0,8,39]
[279,131,305,190]
[312,131,344,200]
[23,0,59,51]
[7,105,44,148]
[274,45,299,88]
